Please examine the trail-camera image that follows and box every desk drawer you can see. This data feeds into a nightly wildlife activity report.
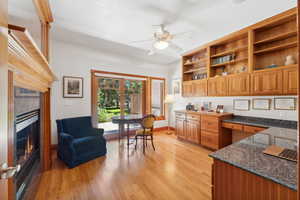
[243,125,266,134]
[201,130,219,150]
[201,116,219,133]
[222,122,243,131]
[175,112,186,120]
[187,113,201,121]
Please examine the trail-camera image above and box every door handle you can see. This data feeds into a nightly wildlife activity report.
[0,163,21,179]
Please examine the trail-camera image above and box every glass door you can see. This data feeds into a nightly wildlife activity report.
[97,77,145,134]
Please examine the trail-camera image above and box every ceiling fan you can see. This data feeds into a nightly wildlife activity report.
[131,24,186,55]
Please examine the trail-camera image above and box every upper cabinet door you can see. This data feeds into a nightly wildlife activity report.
[283,66,298,95]
[208,77,227,96]
[227,73,250,96]
[192,79,207,97]
[251,69,283,95]
[182,82,193,97]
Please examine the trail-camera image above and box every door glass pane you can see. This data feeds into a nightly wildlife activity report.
[124,80,144,129]
[151,79,165,117]
[124,80,144,115]
[97,77,121,134]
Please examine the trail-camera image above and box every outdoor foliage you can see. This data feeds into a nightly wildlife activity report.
[97,79,142,123]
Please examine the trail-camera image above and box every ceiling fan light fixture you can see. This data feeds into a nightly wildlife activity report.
[154,40,169,50]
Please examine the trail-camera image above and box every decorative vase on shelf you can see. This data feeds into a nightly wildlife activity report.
[285,55,295,66]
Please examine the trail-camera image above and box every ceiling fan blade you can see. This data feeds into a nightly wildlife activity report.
[129,38,153,44]
[172,31,193,39]
[169,42,183,52]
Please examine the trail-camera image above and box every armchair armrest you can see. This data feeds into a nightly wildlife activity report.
[58,132,76,164]
[60,132,74,146]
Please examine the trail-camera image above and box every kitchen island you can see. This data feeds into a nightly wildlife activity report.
[210,127,297,200]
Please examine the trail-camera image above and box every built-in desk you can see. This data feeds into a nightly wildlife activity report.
[210,116,298,200]
[221,115,297,142]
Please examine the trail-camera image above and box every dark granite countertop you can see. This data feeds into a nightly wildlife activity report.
[222,115,297,129]
[210,127,297,190]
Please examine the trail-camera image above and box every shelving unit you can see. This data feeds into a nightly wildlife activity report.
[209,34,248,77]
[181,8,298,97]
[182,47,208,81]
[253,14,298,71]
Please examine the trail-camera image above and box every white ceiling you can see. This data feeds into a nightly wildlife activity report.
[8,0,297,65]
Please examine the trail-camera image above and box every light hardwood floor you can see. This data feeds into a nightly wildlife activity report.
[35,132,213,200]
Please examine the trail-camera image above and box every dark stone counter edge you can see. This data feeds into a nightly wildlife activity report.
[222,118,297,130]
[209,155,297,191]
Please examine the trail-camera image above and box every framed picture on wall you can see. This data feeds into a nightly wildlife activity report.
[63,76,84,98]
[172,79,181,96]
[233,99,250,111]
[252,98,271,110]
[274,97,296,110]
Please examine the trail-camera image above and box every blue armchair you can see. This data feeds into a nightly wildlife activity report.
[56,116,107,168]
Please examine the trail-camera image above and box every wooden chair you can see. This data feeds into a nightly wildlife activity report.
[135,114,156,153]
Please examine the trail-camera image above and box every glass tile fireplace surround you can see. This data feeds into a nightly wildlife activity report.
[14,87,41,200]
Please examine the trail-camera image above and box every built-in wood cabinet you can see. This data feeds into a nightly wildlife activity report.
[185,119,201,144]
[192,79,207,97]
[227,73,250,96]
[182,81,193,97]
[181,8,298,97]
[208,77,227,96]
[251,68,283,95]
[175,112,200,144]
[283,66,298,94]
[212,159,297,200]
[175,111,232,150]
[200,115,232,150]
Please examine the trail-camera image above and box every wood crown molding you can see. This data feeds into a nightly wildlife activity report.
[8,24,56,92]
[32,0,54,24]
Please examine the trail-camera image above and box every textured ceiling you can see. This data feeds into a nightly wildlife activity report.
[9,0,297,65]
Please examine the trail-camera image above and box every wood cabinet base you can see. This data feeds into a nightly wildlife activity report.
[212,159,296,200]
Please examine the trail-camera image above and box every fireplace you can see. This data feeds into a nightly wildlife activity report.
[14,87,41,200]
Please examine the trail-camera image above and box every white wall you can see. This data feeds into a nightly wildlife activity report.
[167,61,298,127]
[50,40,169,144]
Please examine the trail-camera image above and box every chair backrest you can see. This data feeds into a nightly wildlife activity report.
[56,116,93,138]
[141,114,156,129]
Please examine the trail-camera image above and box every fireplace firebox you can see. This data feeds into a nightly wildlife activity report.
[14,87,41,200]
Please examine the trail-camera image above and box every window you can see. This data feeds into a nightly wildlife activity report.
[151,78,165,120]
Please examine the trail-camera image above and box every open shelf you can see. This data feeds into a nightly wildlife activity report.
[254,64,297,72]
[184,68,207,74]
[184,58,207,66]
[210,46,248,58]
[254,42,297,55]
[211,58,248,67]
[254,30,297,45]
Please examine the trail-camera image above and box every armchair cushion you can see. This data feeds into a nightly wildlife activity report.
[73,136,105,156]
